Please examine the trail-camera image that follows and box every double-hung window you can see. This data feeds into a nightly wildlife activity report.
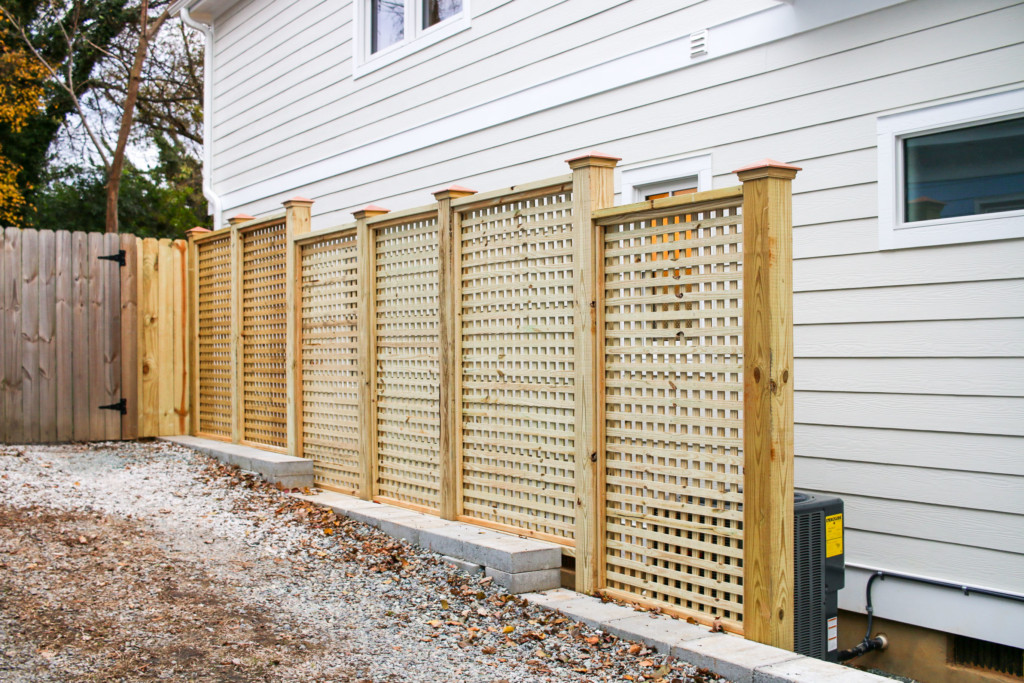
[877,89,1024,249]
[355,0,468,77]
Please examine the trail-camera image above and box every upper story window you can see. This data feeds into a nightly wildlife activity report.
[877,89,1024,250]
[356,0,469,77]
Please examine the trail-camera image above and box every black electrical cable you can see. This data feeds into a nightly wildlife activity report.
[837,570,1024,662]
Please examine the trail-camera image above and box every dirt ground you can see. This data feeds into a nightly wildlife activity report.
[0,441,730,683]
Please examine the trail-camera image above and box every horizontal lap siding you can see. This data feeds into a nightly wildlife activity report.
[209,0,1024,603]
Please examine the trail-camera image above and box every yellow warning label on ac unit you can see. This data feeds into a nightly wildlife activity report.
[826,513,843,558]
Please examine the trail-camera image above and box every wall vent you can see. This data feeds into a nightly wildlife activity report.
[952,635,1023,678]
[690,29,708,58]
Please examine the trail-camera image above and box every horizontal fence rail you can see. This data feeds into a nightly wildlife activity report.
[188,157,799,649]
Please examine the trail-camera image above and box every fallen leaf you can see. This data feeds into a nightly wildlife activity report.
[586,635,600,645]
[628,643,642,655]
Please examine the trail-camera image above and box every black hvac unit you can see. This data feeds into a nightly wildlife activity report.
[793,491,845,662]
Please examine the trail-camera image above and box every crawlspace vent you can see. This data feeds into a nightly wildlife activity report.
[953,635,1023,678]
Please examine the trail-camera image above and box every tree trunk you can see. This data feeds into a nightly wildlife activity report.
[105,0,168,233]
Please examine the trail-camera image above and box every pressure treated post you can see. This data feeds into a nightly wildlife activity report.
[568,152,619,595]
[283,198,314,459]
[736,159,801,650]
[435,185,477,521]
[185,227,211,436]
[228,214,253,444]
[354,205,389,501]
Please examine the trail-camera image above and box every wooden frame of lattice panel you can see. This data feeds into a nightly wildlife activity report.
[295,224,362,495]
[238,217,289,452]
[369,206,443,514]
[192,230,233,441]
[597,186,747,633]
[450,176,582,546]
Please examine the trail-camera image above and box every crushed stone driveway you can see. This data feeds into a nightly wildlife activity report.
[0,441,732,683]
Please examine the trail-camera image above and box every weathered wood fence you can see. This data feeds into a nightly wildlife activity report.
[1,229,191,443]
[188,156,799,649]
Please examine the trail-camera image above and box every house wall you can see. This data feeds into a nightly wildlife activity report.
[203,0,1024,646]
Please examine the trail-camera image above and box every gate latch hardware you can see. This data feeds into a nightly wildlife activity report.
[98,250,126,267]
[99,398,127,415]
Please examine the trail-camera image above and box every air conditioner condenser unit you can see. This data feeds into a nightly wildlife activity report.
[793,491,845,661]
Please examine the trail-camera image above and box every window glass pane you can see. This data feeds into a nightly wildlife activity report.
[904,117,1024,223]
[423,0,462,28]
[371,0,405,53]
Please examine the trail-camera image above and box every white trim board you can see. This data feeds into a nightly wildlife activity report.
[213,0,909,211]
[840,565,1024,648]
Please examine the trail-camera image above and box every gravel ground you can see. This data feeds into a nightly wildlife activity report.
[0,440,733,683]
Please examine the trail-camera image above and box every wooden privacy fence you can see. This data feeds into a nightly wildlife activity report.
[188,157,799,649]
[1,228,191,444]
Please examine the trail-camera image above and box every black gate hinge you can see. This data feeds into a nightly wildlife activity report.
[99,398,127,415]
[98,250,126,267]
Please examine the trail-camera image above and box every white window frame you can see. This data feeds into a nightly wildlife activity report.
[877,88,1024,250]
[620,154,712,203]
[353,0,471,79]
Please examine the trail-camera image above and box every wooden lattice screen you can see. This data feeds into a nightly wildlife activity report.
[240,221,288,450]
[374,214,442,512]
[299,229,361,494]
[601,192,745,630]
[457,189,578,544]
[196,233,233,439]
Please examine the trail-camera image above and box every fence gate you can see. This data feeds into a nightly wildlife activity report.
[1,229,129,444]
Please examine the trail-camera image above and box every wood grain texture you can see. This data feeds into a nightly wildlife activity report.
[20,229,40,443]
[173,240,189,435]
[157,240,176,435]
[0,229,6,443]
[102,233,122,441]
[120,233,139,440]
[139,238,159,436]
[71,232,90,442]
[356,210,384,500]
[37,231,56,442]
[739,164,798,649]
[284,199,313,459]
[196,233,233,439]
[87,233,105,441]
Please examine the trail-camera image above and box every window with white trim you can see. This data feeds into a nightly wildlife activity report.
[877,89,1024,250]
[354,0,469,77]
[620,154,712,203]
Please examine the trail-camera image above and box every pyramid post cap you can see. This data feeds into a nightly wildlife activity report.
[566,151,622,169]
[353,204,390,220]
[733,159,802,180]
[282,196,315,207]
[228,213,256,225]
[432,184,477,200]
[185,226,212,236]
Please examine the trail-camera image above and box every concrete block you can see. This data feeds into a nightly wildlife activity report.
[521,589,580,609]
[419,525,561,573]
[440,555,484,575]
[601,614,713,653]
[671,633,802,683]
[543,594,639,630]
[377,514,453,545]
[485,567,561,594]
[754,657,893,683]
[162,436,314,488]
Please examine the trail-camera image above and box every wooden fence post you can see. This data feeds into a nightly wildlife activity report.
[568,152,619,594]
[186,227,210,437]
[737,159,801,650]
[354,205,389,500]
[228,214,253,444]
[283,198,314,460]
[435,186,476,521]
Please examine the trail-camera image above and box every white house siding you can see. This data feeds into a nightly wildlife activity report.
[203,0,1024,644]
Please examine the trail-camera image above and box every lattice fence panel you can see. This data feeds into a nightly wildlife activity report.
[458,191,577,542]
[241,222,287,450]
[375,216,441,511]
[602,197,745,630]
[196,234,232,438]
[300,232,361,494]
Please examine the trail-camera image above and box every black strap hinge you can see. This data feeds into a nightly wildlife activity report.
[98,250,126,267]
[99,398,127,415]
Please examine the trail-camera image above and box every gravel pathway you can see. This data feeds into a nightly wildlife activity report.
[0,441,732,683]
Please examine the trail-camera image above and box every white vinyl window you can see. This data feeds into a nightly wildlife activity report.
[877,89,1024,250]
[354,0,469,77]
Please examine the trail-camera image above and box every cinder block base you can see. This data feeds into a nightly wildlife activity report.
[602,613,711,652]
[162,436,314,489]
[485,566,561,594]
[671,634,803,683]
